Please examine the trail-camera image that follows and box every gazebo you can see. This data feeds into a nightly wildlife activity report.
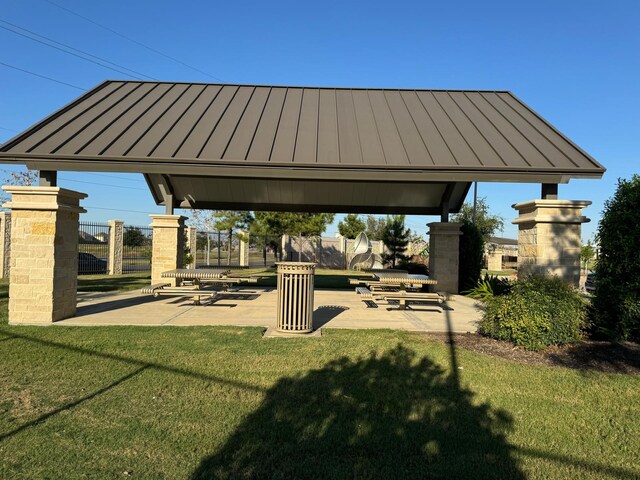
[0,81,605,324]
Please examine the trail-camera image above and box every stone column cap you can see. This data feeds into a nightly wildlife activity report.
[108,219,125,225]
[2,186,87,213]
[427,222,463,235]
[512,199,592,211]
[149,214,188,228]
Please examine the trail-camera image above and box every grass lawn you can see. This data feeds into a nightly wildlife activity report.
[0,276,638,479]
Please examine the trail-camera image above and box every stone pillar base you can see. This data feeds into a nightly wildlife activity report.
[3,186,87,324]
[186,227,197,269]
[150,214,187,285]
[428,222,462,294]
[512,199,591,286]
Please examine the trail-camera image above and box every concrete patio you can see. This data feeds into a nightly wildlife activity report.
[60,287,482,333]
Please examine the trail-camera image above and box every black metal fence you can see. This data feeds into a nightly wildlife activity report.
[78,221,109,275]
[122,224,152,273]
[249,234,282,267]
[194,231,240,267]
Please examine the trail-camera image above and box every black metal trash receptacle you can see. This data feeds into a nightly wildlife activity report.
[276,262,316,333]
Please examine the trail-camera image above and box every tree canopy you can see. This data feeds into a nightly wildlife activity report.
[365,215,387,241]
[338,214,366,239]
[452,197,504,238]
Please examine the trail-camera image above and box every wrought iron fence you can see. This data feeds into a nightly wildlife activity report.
[249,234,282,267]
[122,224,152,273]
[78,221,109,275]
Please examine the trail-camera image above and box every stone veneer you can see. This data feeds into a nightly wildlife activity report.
[108,220,124,275]
[187,227,197,269]
[150,214,187,285]
[3,186,87,324]
[427,222,462,294]
[512,199,591,286]
[0,211,11,278]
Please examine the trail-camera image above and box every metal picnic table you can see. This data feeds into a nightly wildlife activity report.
[142,268,257,305]
[360,272,442,310]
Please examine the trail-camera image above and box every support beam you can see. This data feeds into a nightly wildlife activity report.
[440,183,455,223]
[39,170,57,187]
[541,183,558,200]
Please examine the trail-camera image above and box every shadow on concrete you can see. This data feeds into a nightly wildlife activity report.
[75,294,158,317]
[312,305,349,329]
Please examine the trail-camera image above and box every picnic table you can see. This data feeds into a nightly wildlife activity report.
[356,272,443,310]
[142,268,257,305]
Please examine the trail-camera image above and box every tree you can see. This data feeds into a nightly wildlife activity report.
[1,169,38,206]
[580,241,596,273]
[254,212,335,261]
[452,197,504,238]
[458,220,485,292]
[123,227,148,247]
[212,210,253,266]
[593,175,640,341]
[365,215,387,241]
[337,214,366,239]
[381,215,410,268]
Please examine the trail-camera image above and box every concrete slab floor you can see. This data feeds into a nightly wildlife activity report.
[62,288,482,333]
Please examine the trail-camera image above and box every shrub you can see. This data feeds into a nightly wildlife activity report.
[464,274,512,301]
[458,220,484,293]
[478,276,587,351]
[593,175,640,341]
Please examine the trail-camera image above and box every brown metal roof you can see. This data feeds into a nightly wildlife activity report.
[0,80,604,181]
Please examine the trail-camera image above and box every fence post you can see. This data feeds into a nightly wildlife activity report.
[0,212,10,278]
[238,230,249,267]
[108,220,124,275]
[187,227,197,269]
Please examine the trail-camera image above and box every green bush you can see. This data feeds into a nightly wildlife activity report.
[464,274,512,301]
[478,276,587,351]
[458,220,484,293]
[593,175,640,341]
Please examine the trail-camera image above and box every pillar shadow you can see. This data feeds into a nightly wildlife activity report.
[312,305,349,329]
[190,343,524,479]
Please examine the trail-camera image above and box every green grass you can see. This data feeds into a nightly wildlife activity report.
[0,274,638,478]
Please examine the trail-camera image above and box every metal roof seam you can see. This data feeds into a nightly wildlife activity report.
[220,86,257,160]
[364,89,388,166]
[99,83,173,156]
[290,87,305,164]
[245,87,273,161]
[447,91,509,168]
[495,93,578,168]
[462,91,532,168]
[77,83,161,155]
[122,84,190,157]
[399,91,435,166]
[479,91,555,168]
[0,80,111,152]
[268,87,289,163]
[50,82,145,155]
[24,81,126,153]
[148,84,208,157]
[506,91,602,169]
[381,90,412,166]
[171,85,223,158]
[195,85,240,159]
[333,89,341,165]
[431,91,486,166]
[413,91,460,166]
[349,89,365,165]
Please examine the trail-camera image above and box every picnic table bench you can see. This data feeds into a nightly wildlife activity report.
[355,272,444,310]
[142,269,258,305]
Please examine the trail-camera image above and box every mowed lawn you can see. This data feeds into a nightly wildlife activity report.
[0,277,638,479]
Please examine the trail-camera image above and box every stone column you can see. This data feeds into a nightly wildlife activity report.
[238,230,249,267]
[150,214,187,285]
[107,220,124,275]
[513,199,590,286]
[2,186,87,324]
[427,222,462,294]
[0,212,11,278]
[486,249,502,271]
[186,227,197,269]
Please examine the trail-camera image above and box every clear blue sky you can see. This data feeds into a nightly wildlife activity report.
[1,0,638,240]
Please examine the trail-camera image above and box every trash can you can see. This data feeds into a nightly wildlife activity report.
[276,262,316,333]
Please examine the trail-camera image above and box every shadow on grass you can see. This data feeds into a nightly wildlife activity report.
[546,340,640,375]
[190,343,524,480]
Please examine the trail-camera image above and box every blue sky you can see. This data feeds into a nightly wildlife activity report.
[1,0,638,240]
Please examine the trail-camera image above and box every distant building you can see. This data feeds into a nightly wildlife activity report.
[485,237,518,271]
